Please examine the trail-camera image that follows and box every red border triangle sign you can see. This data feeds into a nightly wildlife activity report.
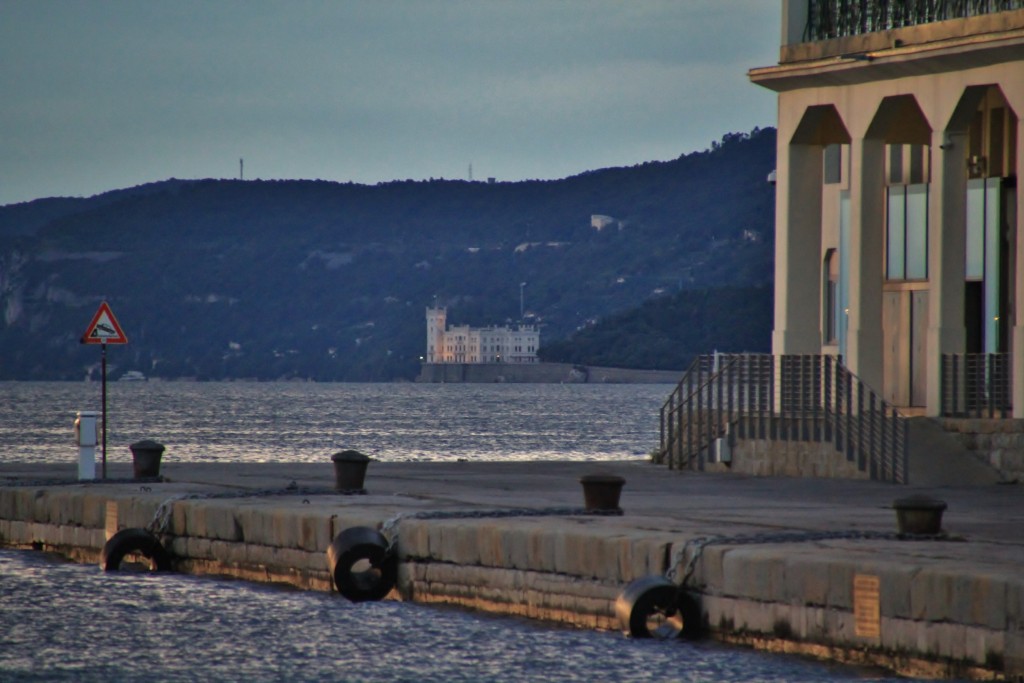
[82,302,128,345]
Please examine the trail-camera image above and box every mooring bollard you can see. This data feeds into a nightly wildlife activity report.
[331,450,371,492]
[579,473,626,512]
[892,494,947,535]
[129,440,165,479]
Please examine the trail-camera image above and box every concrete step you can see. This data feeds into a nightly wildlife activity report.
[906,416,1005,486]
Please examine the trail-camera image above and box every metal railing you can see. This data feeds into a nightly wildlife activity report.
[941,352,1012,418]
[659,354,907,483]
[806,0,1024,40]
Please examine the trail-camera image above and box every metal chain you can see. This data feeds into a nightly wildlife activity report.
[147,493,197,535]
[1,477,162,488]
[380,506,622,546]
[668,529,956,587]
[145,484,360,535]
[144,490,615,538]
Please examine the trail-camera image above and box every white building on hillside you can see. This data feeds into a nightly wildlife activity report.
[425,307,539,364]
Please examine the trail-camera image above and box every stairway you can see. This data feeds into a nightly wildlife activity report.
[905,417,1006,486]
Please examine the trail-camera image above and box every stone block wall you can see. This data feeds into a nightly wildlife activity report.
[686,541,1024,680]
[940,419,1024,481]
[702,438,868,480]
[3,484,1022,679]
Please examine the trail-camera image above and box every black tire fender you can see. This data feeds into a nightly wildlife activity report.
[326,526,397,602]
[101,528,173,572]
[615,575,702,639]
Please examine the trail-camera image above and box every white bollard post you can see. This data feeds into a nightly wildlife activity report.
[74,411,99,480]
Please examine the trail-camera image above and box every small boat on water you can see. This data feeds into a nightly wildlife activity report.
[119,371,147,382]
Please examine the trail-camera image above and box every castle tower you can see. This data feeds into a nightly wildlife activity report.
[425,307,447,363]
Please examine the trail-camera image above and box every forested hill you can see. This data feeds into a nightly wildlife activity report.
[0,128,776,381]
[539,285,772,370]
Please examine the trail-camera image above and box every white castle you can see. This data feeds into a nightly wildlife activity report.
[425,307,539,364]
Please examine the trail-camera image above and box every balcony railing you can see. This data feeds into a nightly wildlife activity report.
[806,0,1024,41]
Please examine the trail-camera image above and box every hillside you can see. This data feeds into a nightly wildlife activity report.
[0,129,776,381]
[539,285,772,369]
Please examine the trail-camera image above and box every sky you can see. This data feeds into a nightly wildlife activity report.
[0,1,780,206]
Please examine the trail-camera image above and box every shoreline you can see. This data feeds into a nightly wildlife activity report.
[2,460,1021,680]
[416,362,682,383]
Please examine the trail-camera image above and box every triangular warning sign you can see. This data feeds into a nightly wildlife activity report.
[81,302,128,345]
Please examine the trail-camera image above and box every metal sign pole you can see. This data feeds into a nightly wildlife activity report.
[101,342,107,480]
[80,302,128,481]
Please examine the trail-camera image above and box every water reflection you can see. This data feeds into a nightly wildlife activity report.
[0,382,664,464]
[0,550,925,683]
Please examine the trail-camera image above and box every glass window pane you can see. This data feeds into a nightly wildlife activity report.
[984,178,1002,353]
[966,179,985,279]
[905,184,928,279]
[839,191,850,358]
[824,144,842,184]
[888,144,904,184]
[887,186,906,279]
[824,250,838,344]
[909,144,927,184]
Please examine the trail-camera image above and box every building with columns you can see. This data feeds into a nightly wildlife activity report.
[751,1,1023,416]
[425,308,539,365]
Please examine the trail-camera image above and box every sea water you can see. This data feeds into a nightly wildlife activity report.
[0,382,662,464]
[0,550,924,683]
[0,382,939,682]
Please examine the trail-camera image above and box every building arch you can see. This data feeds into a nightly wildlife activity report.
[867,95,932,145]
[953,86,1018,354]
[858,95,935,406]
[774,105,852,356]
[790,104,852,146]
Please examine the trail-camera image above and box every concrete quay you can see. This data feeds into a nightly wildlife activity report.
[1,459,1022,681]
[416,361,681,383]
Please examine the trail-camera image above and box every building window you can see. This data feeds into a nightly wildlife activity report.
[966,177,1005,353]
[886,184,928,281]
[888,144,928,186]
[824,249,839,344]
[823,144,842,184]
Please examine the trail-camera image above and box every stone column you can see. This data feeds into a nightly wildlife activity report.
[772,141,823,355]
[846,136,885,390]
[925,131,968,416]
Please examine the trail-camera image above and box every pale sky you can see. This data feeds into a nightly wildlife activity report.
[0,1,780,206]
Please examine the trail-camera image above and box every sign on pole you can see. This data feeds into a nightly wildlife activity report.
[80,301,129,480]
[81,302,128,345]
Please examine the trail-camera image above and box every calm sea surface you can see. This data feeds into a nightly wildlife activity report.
[1,381,665,464]
[1,382,938,682]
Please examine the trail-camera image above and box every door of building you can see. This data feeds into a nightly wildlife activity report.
[882,286,928,407]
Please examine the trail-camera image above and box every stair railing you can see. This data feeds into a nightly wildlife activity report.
[660,354,907,483]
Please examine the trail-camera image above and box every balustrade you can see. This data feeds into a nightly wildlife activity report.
[805,0,1024,41]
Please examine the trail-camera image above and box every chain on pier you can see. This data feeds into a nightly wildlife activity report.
[145,484,362,535]
[143,489,620,538]
[380,507,622,547]
[667,529,959,587]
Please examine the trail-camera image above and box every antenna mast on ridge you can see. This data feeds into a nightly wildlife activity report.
[240,158,244,181]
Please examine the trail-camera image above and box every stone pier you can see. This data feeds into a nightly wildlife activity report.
[1,460,1021,680]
